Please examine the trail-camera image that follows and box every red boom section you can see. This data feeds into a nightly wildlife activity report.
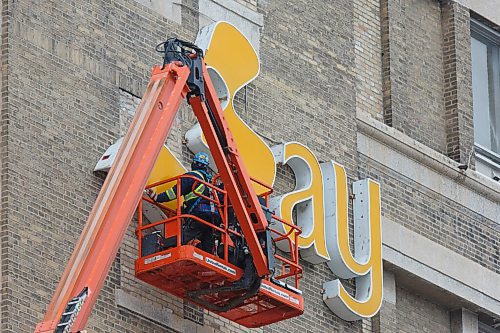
[35,63,190,333]
[188,62,270,276]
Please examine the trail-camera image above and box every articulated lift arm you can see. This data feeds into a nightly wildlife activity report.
[35,39,270,333]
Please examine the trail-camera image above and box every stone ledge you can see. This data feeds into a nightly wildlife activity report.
[383,218,500,318]
[357,110,500,222]
[134,0,182,25]
[455,0,500,28]
[198,0,264,54]
[202,0,263,26]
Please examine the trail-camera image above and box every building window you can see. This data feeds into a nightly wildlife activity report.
[471,20,500,179]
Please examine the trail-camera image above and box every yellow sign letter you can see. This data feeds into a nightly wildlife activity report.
[270,142,330,264]
[322,161,383,321]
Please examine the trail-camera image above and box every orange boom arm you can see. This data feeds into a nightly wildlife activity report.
[36,39,271,333]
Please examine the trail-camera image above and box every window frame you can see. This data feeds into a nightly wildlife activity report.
[471,19,500,177]
[479,322,500,333]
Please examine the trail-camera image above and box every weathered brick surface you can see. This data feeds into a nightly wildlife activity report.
[353,0,383,120]
[380,0,393,126]
[1,0,198,331]
[382,0,448,154]
[358,154,500,273]
[1,0,497,332]
[441,0,474,165]
[251,0,358,175]
[375,288,451,333]
[382,0,475,162]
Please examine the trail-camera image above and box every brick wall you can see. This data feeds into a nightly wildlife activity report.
[380,0,393,126]
[382,0,448,154]
[353,0,383,120]
[375,287,451,333]
[381,0,475,162]
[253,0,358,174]
[441,0,474,164]
[1,0,497,332]
[1,0,199,331]
[358,154,500,274]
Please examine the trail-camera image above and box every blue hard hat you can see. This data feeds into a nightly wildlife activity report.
[193,152,210,166]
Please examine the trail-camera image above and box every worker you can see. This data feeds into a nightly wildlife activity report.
[145,152,217,253]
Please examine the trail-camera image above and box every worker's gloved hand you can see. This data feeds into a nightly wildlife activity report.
[145,188,158,202]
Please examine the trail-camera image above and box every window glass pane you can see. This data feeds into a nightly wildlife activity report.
[489,45,500,153]
[471,37,492,149]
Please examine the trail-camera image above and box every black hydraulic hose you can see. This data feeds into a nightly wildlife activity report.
[204,99,229,152]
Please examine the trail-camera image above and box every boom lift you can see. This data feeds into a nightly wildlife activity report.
[35,38,303,333]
